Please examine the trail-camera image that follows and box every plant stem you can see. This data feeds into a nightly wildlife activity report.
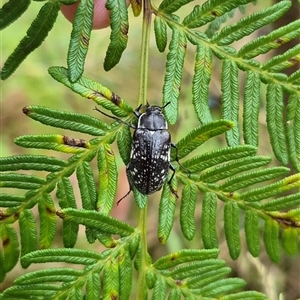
[136,2,152,299]
[138,0,152,107]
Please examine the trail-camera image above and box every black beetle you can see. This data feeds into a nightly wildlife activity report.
[95,103,186,203]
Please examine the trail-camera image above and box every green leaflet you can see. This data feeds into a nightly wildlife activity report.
[21,248,102,268]
[158,175,178,244]
[219,166,290,192]
[103,256,119,299]
[57,177,79,248]
[38,194,56,249]
[212,1,291,46]
[130,0,142,16]
[266,83,288,165]
[244,210,260,257]
[182,145,257,173]
[221,291,268,299]
[238,19,300,59]
[282,228,298,256]
[182,0,254,28]
[201,192,218,249]
[186,267,232,289]
[15,134,90,154]
[243,71,260,146]
[200,156,271,184]
[23,105,110,136]
[97,144,118,214]
[118,248,132,300]
[67,0,94,82]
[224,202,240,260]
[153,249,219,270]
[104,0,129,71]
[152,279,167,300]
[180,183,197,240]
[199,278,245,297]
[19,209,37,257]
[0,0,30,30]
[262,44,300,72]
[48,66,133,117]
[162,27,187,124]
[0,172,45,190]
[58,208,134,236]
[158,0,194,13]
[117,125,132,165]
[192,43,213,124]
[86,272,101,300]
[0,1,60,80]
[261,193,300,211]
[286,95,300,171]
[0,155,67,172]
[1,224,19,277]
[240,173,300,202]
[174,120,234,160]
[263,218,280,263]
[221,59,240,146]
[0,194,26,208]
[154,16,168,53]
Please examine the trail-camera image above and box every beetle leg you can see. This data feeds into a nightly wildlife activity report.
[94,106,136,129]
[168,163,179,198]
[171,142,190,175]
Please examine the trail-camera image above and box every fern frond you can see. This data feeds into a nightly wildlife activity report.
[67,0,94,82]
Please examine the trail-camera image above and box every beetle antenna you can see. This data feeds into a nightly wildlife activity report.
[94,106,135,128]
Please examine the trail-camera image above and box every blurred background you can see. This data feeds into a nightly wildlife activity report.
[1,0,299,299]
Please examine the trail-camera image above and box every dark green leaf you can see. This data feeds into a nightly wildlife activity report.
[38,194,56,249]
[224,202,240,260]
[221,59,240,146]
[201,192,218,249]
[180,183,197,240]
[19,209,37,258]
[174,120,234,160]
[244,210,260,257]
[57,178,79,248]
[68,0,94,82]
[163,27,187,124]
[0,1,60,80]
[97,144,118,214]
[192,43,213,124]
[266,83,288,164]
[0,0,30,30]
[104,0,129,71]
[243,71,260,146]
[23,105,110,136]
[58,208,134,236]
[154,16,168,52]
[263,218,280,262]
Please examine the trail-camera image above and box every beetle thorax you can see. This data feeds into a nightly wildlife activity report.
[137,107,168,130]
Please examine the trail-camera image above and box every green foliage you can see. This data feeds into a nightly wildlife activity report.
[1,0,300,299]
